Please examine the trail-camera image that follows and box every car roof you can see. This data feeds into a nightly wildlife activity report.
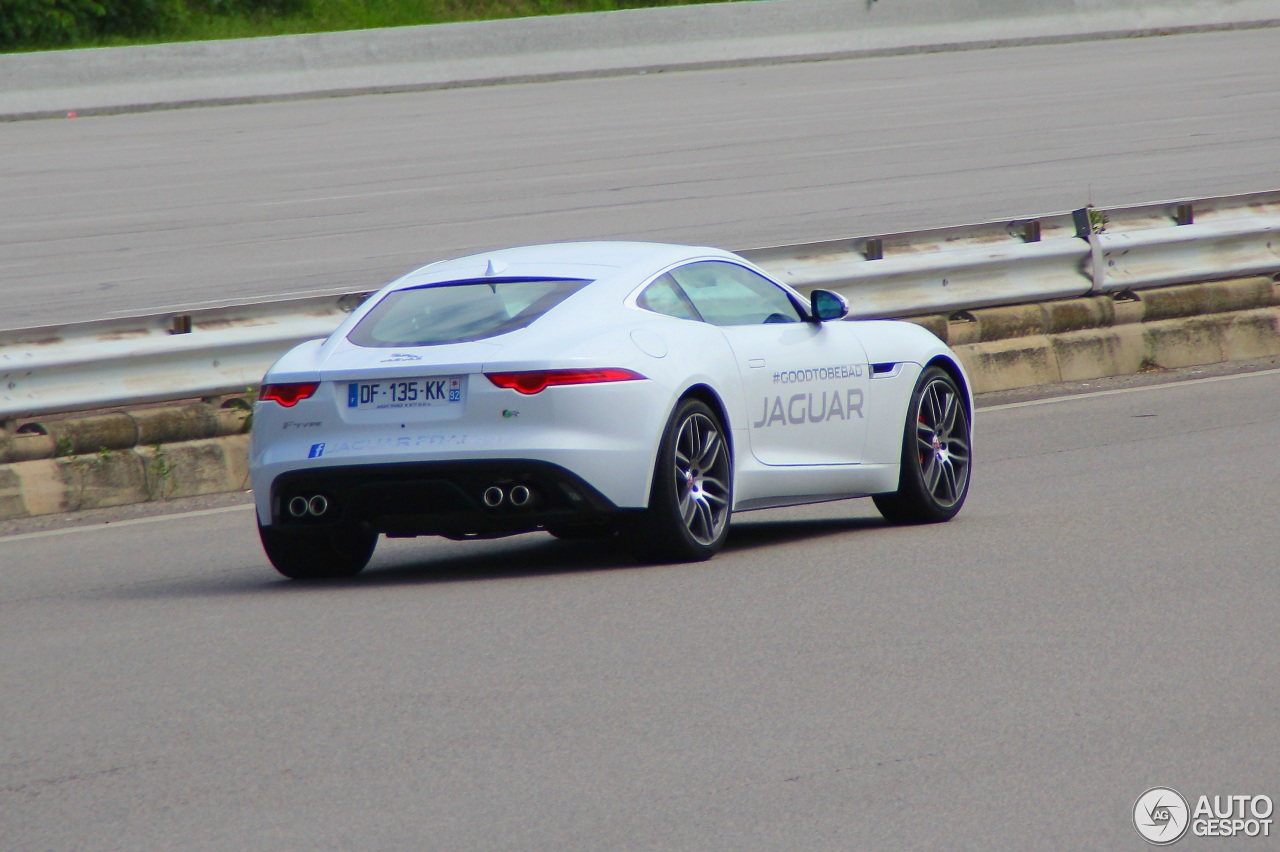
[391,241,742,291]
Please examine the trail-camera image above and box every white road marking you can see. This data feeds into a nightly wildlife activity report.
[0,504,253,544]
[980,368,1280,413]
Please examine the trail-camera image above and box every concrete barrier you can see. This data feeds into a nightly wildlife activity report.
[2,274,1277,521]
[957,307,1280,393]
[0,435,249,518]
[4,0,1280,119]
[919,275,1280,392]
[0,400,250,463]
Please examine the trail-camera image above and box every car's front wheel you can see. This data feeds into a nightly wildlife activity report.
[628,398,732,562]
[873,365,971,524]
[258,522,377,580]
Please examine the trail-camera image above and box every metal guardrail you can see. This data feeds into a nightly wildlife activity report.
[741,191,1280,318]
[2,190,1278,422]
[742,211,1092,319]
[0,294,368,422]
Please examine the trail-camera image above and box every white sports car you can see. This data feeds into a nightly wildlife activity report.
[250,242,972,579]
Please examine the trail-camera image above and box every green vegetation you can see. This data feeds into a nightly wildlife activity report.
[2,0,736,52]
[146,443,174,500]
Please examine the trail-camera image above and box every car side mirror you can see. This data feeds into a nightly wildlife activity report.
[810,289,849,322]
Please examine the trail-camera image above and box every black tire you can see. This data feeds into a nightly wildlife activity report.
[627,398,732,563]
[258,522,376,580]
[873,366,971,524]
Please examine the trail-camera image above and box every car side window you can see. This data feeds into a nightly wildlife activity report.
[668,261,803,326]
[637,273,703,321]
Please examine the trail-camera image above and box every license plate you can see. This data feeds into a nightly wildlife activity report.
[346,377,464,410]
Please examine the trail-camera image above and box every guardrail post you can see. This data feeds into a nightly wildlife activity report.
[1073,207,1106,293]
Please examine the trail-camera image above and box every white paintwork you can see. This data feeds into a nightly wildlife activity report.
[250,242,971,529]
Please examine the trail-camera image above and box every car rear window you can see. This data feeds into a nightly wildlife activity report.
[347,278,591,347]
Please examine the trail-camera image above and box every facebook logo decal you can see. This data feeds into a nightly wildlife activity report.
[308,443,325,459]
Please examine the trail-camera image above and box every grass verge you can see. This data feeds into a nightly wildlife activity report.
[3,0,741,53]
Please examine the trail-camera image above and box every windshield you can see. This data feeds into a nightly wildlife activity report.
[347,278,591,347]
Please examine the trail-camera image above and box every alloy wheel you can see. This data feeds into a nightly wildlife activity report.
[914,378,970,508]
[672,412,731,545]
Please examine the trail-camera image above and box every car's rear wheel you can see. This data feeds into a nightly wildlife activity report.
[628,398,732,562]
[258,522,377,579]
[873,366,971,524]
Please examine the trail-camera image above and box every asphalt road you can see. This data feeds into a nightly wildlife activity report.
[3,369,1278,849]
[4,26,1280,328]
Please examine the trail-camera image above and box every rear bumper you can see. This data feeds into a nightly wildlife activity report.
[262,459,623,539]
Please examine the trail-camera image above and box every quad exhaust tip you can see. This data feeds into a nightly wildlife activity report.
[509,485,532,507]
[482,486,505,508]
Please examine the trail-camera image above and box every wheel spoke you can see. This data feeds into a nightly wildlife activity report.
[915,417,934,449]
[695,430,722,469]
[694,498,715,540]
[939,388,958,433]
[948,461,963,499]
[681,493,698,527]
[685,499,702,538]
[677,420,695,461]
[925,385,944,426]
[921,452,941,493]
[691,498,711,537]
[700,476,729,503]
[936,460,957,502]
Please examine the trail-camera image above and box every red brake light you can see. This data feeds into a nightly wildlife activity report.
[260,382,319,407]
[485,368,645,395]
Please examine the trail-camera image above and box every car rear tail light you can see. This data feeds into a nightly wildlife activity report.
[260,382,320,407]
[484,368,646,395]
